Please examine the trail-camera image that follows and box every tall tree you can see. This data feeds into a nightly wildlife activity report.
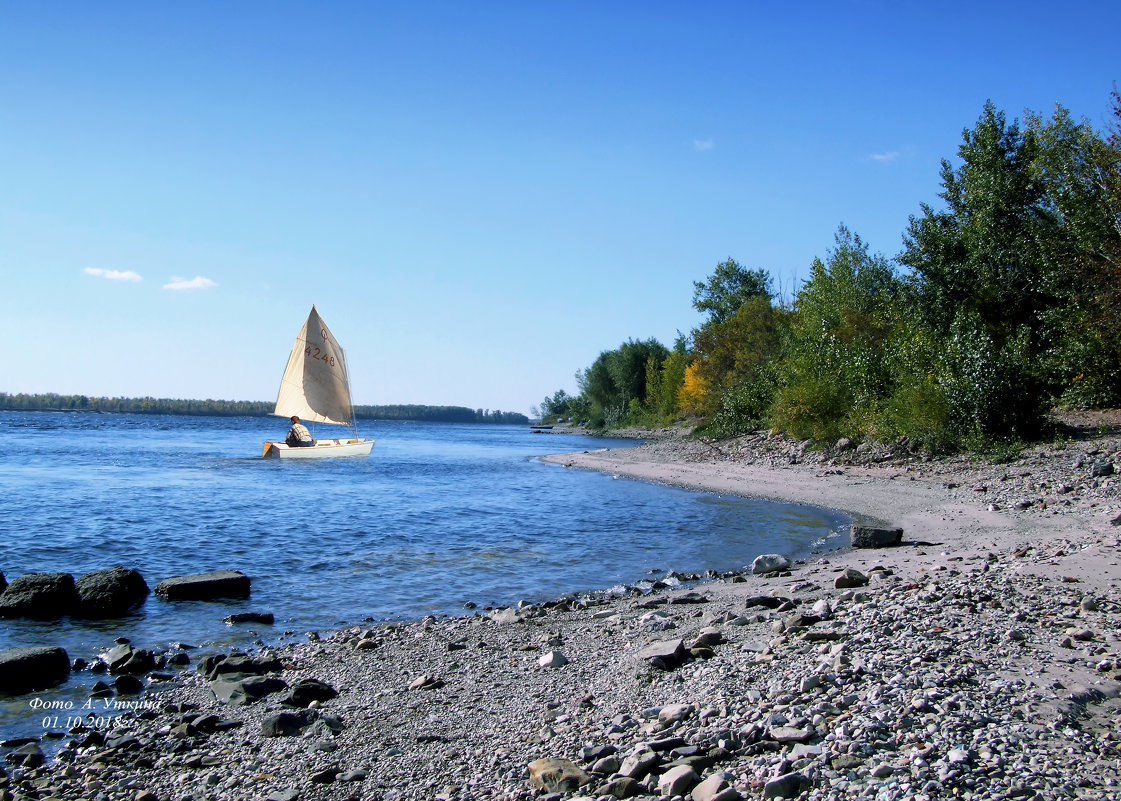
[901,101,1057,342]
[692,258,772,325]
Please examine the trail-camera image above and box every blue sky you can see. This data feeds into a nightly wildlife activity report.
[2,2,1118,416]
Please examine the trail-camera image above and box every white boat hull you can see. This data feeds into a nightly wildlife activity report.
[262,438,374,459]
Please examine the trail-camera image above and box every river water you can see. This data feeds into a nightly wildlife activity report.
[0,411,847,738]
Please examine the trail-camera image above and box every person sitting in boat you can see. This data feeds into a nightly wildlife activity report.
[285,416,315,447]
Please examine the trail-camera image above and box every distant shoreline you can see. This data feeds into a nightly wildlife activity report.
[0,394,529,425]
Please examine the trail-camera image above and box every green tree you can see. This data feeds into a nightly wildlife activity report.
[771,226,902,441]
[901,101,1057,343]
[1027,94,1121,406]
[692,258,772,325]
[900,101,1057,438]
[578,338,669,427]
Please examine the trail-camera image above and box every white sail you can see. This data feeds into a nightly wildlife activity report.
[273,306,355,426]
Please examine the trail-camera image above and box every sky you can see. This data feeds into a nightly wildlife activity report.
[1,2,1118,416]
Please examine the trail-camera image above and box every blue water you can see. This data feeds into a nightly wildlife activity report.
[0,412,847,736]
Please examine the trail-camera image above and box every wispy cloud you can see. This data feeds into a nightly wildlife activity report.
[693,139,715,152]
[163,275,217,291]
[870,151,900,163]
[84,267,142,282]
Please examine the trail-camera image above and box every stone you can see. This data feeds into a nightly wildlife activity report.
[538,650,568,668]
[210,675,287,705]
[0,572,79,618]
[489,607,522,624]
[850,525,903,548]
[763,772,810,798]
[744,595,786,609]
[0,646,71,693]
[767,726,813,743]
[283,678,338,707]
[692,772,735,801]
[527,757,589,793]
[595,777,641,798]
[261,709,318,737]
[752,554,792,574]
[223,612,274,624]
[659,764,700,796]
[691,627,723,648]
[154,570,250,600]
[658,703,694,723]
[74,566,150,618]
[0,570,5,593]
[106,644,157,675]
[408,674,445,690]
[834,568,869,589]
[266,791,300,801]
[1091,461,1114,477]
[113,674,145,694]
[637,638,686,670]
[7,742,45,768]
[618,748,660,779]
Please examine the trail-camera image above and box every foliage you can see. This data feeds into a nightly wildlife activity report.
[643,336,689,424]
[542,91,1121,452]
[676,361,709,417]
[770,226,901,441]
[692,258,771,325]
[578,338,670,428]
[1026,94,1121,406]
[690,294,786,417]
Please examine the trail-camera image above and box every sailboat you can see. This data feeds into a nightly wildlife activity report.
[262,306,375,458]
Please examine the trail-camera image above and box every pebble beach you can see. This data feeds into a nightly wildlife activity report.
[3,415,1121,801]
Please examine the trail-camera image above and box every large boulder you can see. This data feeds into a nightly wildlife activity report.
[751,554,792,575]
[75,566,150,618]
[0,571,6,594]
[0,573,79,618]
[0,647,71,693]
[850,525,903,548]
[155,570,250,600]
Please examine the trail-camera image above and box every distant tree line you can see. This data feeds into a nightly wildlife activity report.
[538,91,1121,454]
[352,404,528,425]
[0,393,528,425]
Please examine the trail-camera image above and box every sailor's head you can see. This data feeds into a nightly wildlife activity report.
[290,416,300,424]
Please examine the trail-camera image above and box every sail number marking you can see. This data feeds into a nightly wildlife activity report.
[304,346,336,367]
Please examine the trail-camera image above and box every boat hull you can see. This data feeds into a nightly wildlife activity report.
[262,438,374,459]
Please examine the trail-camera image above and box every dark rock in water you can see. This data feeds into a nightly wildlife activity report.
[224,611,274,624]
[850,525,904,548]
[6,742,45,768]
[155,570,251,601]
[0,572,80,619]
[284,678,338,708]
[0,571,5,594]
[114,674,145,694]
[211,674,288,705]
[167,652,191,667]
[106,643,157,675]
[89,680,114,699]
[0,646,71,693]
[74,566,150,618]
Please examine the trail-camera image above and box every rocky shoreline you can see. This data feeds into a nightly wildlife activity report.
[2,417,1120,801]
